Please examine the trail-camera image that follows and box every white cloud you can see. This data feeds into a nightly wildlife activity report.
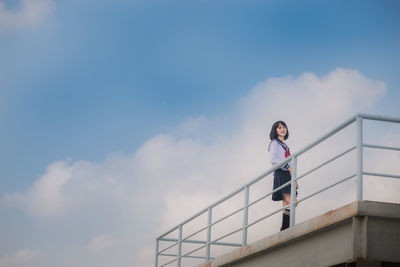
[4,160,76,217]
[135,246,155,267]
[0,249,40,267]
[0,0,55,31]
[178,116,207,135]
[1,68,397,267]
[88,234,117,253]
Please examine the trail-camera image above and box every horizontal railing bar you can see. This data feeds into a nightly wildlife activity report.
[157,226,179,240]
[185,255,208,259]
[178,208,207,229]
[247,192,270,209]
[158,243,178,255]
[211,227,243,244]
[159,238,178,242]
[160,238,241,249]
[363,172,400,179]
[209,187,247,210]
[180,244,208,261]
[187,239,210,245]
[358,113,400,124]
[212,207,244,227]
[161,238,206,244]
[159,253,207,259]
[182,226,208,241]
[297,174,356,204]
[297,146,356,180]
[212,241,242,247]
[363,143,400,151]
[214,187,248,211]
[159,253,176,257]
[160,257,178,267]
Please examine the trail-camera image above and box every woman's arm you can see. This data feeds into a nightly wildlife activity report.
[269,141,281,166]
[269,141,291,170]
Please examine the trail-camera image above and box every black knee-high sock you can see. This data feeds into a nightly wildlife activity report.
[281,209,290,231]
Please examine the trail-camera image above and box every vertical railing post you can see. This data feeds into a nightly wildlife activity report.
[289,156,297,227]
[155,239,159,267]
[177,225,182,267]
[356,115,363,201]
[206,207,212,261]
[242,186,249,247]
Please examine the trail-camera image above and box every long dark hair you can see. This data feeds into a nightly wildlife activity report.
[269,121,289,140]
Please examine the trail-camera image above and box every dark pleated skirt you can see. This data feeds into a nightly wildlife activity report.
[272,169,292,201]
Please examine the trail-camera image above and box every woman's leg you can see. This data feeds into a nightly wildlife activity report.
[283,192,298,208]
[281,193,291,231]
[282,193,291,207]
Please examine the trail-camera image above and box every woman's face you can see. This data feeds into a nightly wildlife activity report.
[276,123,287,138]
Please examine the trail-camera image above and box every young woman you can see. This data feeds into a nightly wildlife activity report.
[267,120,298,231]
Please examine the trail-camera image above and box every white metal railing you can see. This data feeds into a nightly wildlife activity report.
[155,113,400,267]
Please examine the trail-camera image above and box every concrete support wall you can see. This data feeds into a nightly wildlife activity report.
[228,221,353,267]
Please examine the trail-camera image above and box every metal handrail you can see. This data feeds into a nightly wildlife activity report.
[363,143,400,151]
[155,113,400,267]
[363,172,400,179]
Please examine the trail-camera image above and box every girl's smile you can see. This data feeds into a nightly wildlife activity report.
[277,124,287,138]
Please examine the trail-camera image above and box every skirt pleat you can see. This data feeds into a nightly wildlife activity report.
[272,169,293,201]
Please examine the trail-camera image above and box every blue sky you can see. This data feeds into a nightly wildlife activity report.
[1,0,400,266]
[1,0,400,191]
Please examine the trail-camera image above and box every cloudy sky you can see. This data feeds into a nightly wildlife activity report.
[1,0,400,267]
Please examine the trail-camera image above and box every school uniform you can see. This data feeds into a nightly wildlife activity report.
[268,139,293,201]
[268,138,296,231]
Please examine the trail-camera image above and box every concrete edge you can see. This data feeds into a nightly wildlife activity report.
[197,201,400,267]
[358,201,400,219]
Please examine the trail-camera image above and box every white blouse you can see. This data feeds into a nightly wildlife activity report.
[268,139,291,171]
